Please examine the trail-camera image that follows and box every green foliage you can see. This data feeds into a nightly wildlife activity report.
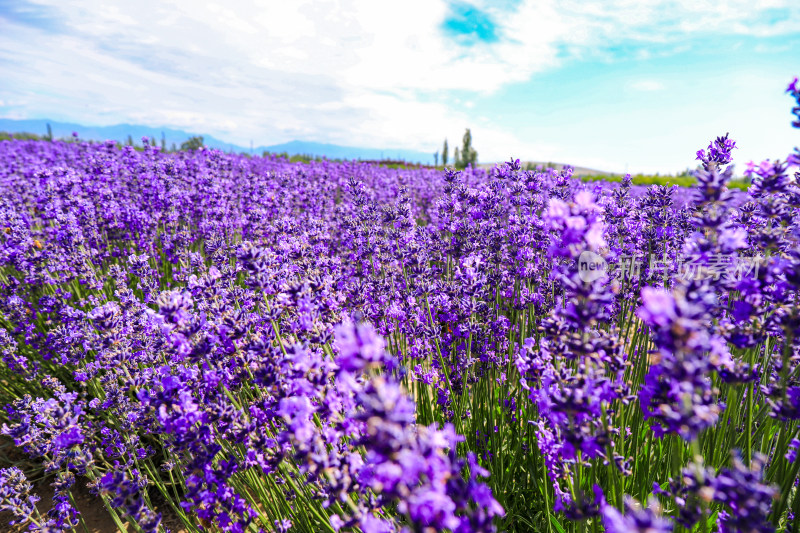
[180,136,204,151]
[262,151,336,163]
[581,173,751,191]
[366,160,431,169]
[442,138,449,166]
[524,161,560,171]
[0,131,43,141]
[455,128,477,169]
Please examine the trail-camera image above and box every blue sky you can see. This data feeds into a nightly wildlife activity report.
[0,0,798,173]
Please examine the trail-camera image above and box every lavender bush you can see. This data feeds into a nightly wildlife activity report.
[0,79,799,532]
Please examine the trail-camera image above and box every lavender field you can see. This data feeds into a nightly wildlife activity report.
[0,80,799,533]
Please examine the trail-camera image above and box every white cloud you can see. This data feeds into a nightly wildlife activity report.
[631,80,665,91]
[0,0,798,167]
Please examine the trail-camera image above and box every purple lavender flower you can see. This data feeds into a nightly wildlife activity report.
[0,107,798,532]
[788,76,800,128]
[332,321,503,532]
[786,438,800,463]
[602,495,672,532]
[97,469,161,533]
[0,327,35,378]
[713,453,776,533]
[334,321,391,373]
[696,133,736,170]
[0,467,40,526]
[638,285,723,440]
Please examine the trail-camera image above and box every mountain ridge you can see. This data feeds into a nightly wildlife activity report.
[0,118,437,164]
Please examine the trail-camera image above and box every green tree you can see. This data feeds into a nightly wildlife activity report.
[46,123,53,141]
[434,151,439,166]
[453,147,460,168]
[456,128,477,169]
[442,139,448,166]
[180,136,204,151]
[161,132,167,151]
[126,135,134,146]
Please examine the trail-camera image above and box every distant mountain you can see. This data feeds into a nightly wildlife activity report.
[0,118,246,153]
[0,118,436,164]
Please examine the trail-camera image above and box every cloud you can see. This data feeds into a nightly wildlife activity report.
[0,0,798,166]
[631,80,665,91]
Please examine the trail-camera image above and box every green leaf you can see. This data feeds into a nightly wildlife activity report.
[549,515,567,533]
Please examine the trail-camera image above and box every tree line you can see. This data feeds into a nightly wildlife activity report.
[434,128,477,169]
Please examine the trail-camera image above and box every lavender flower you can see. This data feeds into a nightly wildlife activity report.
[602,495,672,532]
[0,467,40,526]
[713,453,776,533]
[788,76,800,128]
[0,103,798,532]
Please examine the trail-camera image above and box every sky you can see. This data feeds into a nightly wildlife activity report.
[0,0,799,174]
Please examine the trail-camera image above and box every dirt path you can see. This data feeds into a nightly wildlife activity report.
[1,438,187,533]
[0,475,189,532]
